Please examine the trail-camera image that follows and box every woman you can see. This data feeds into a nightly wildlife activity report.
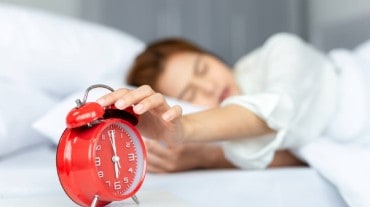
[97,33,341,173]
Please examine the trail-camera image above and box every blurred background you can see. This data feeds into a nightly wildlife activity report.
[1,0,370,65]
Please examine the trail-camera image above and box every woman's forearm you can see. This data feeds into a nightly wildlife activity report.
[182,104,275,143]
[200,144,236,169]
[201,147,306,169]
[268,150,307,168]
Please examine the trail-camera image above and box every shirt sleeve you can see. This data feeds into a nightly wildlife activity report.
[221,33,337,169]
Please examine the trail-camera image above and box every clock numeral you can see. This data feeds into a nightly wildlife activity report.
[105,181,111,187]
[123,177,129,184]
[101,135,106,140]
[125,142,131,148]
[114,181,122,190]
[128,153,136,162]
[128,167,133,173]
[108,130,115,138]
[98,171,104,178]
[95,157,101,166]
[96,145,102,151]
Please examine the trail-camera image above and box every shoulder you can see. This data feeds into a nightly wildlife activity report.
[263,33,309,54]
[265,33,304,45]
[232,33,324,74]
[234,33,309,66]
[261,33,329,65]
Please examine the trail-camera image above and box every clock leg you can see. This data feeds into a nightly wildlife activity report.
[90,195,99,207]
[132,195,140,205]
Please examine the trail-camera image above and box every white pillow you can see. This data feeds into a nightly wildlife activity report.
[0,80,56,157]
[326,49,369,140]
[0,3,144,157]
[0,3,144,99]
[32,84,204,145]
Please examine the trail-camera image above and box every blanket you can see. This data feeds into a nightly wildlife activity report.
[293,48,370,207]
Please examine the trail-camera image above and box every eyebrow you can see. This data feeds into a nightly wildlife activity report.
[177,54,202,100]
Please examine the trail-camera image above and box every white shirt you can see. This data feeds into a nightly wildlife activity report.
[221,33,339,169]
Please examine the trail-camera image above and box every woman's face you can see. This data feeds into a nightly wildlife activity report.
[156,52,241,108]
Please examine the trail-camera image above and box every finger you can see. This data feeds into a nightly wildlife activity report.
[162,105,183,121]
[133,92,169,115]
[96,88,131,107]
[146,164,166,174]
[146,149,171,173]
[145,139,178,171]
[119,85,156,110]
[145,139,172,158]
[97,85,155,109]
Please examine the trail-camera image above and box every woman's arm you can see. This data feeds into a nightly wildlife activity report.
[145,139,305,173]
[145,140,235,173]
[97,85,273,145]
[269,150,307,168]
[182,104,275,142]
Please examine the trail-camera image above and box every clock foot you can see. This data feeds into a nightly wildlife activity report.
[90,195,99,207]
[132,195,140,205]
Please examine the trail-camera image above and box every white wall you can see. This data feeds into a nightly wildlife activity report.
[0,0,82,17]
[308,0,370,48]
[309,0,370,24]
[2,0,370,52]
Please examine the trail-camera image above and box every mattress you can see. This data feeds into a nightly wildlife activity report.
[0,144,347,207]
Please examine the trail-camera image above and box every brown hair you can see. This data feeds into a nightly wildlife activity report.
[126,38,207,90]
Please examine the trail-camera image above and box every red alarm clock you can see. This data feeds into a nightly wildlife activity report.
[56,84,147,207]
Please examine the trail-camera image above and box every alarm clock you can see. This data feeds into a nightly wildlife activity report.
[56,84,147,207]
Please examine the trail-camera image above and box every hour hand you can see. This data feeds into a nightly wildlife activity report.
[114,161,120,178]
[109,131,121,178]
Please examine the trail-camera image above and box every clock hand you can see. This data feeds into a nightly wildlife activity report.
[109,131,118,155]
[109,131,121,179]
[114,161,120,179]
[116,157,121,168]
[110,136,122,168]
[110,137,120,179]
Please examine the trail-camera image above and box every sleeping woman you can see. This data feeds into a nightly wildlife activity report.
[97,33,369,173]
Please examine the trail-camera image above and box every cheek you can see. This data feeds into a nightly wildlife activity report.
[193,96,220,108]
[218,67,233,80]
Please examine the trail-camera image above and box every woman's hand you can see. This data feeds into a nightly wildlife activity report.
[144,139,236,173]
[97,85,183,145]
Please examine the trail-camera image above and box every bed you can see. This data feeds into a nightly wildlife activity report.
[0,144,347,207]
[0,2,369,207]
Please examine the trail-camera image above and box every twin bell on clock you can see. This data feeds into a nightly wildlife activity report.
[56,84,147,207]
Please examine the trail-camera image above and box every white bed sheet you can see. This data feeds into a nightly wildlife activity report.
[0,145,347,207]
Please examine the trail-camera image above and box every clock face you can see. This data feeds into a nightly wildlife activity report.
[94,121,145,198]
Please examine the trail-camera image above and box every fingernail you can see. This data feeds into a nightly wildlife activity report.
[134,104,144,114]
[162,113,171,121]
[115,100,125,109]
[96,98,105,106]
